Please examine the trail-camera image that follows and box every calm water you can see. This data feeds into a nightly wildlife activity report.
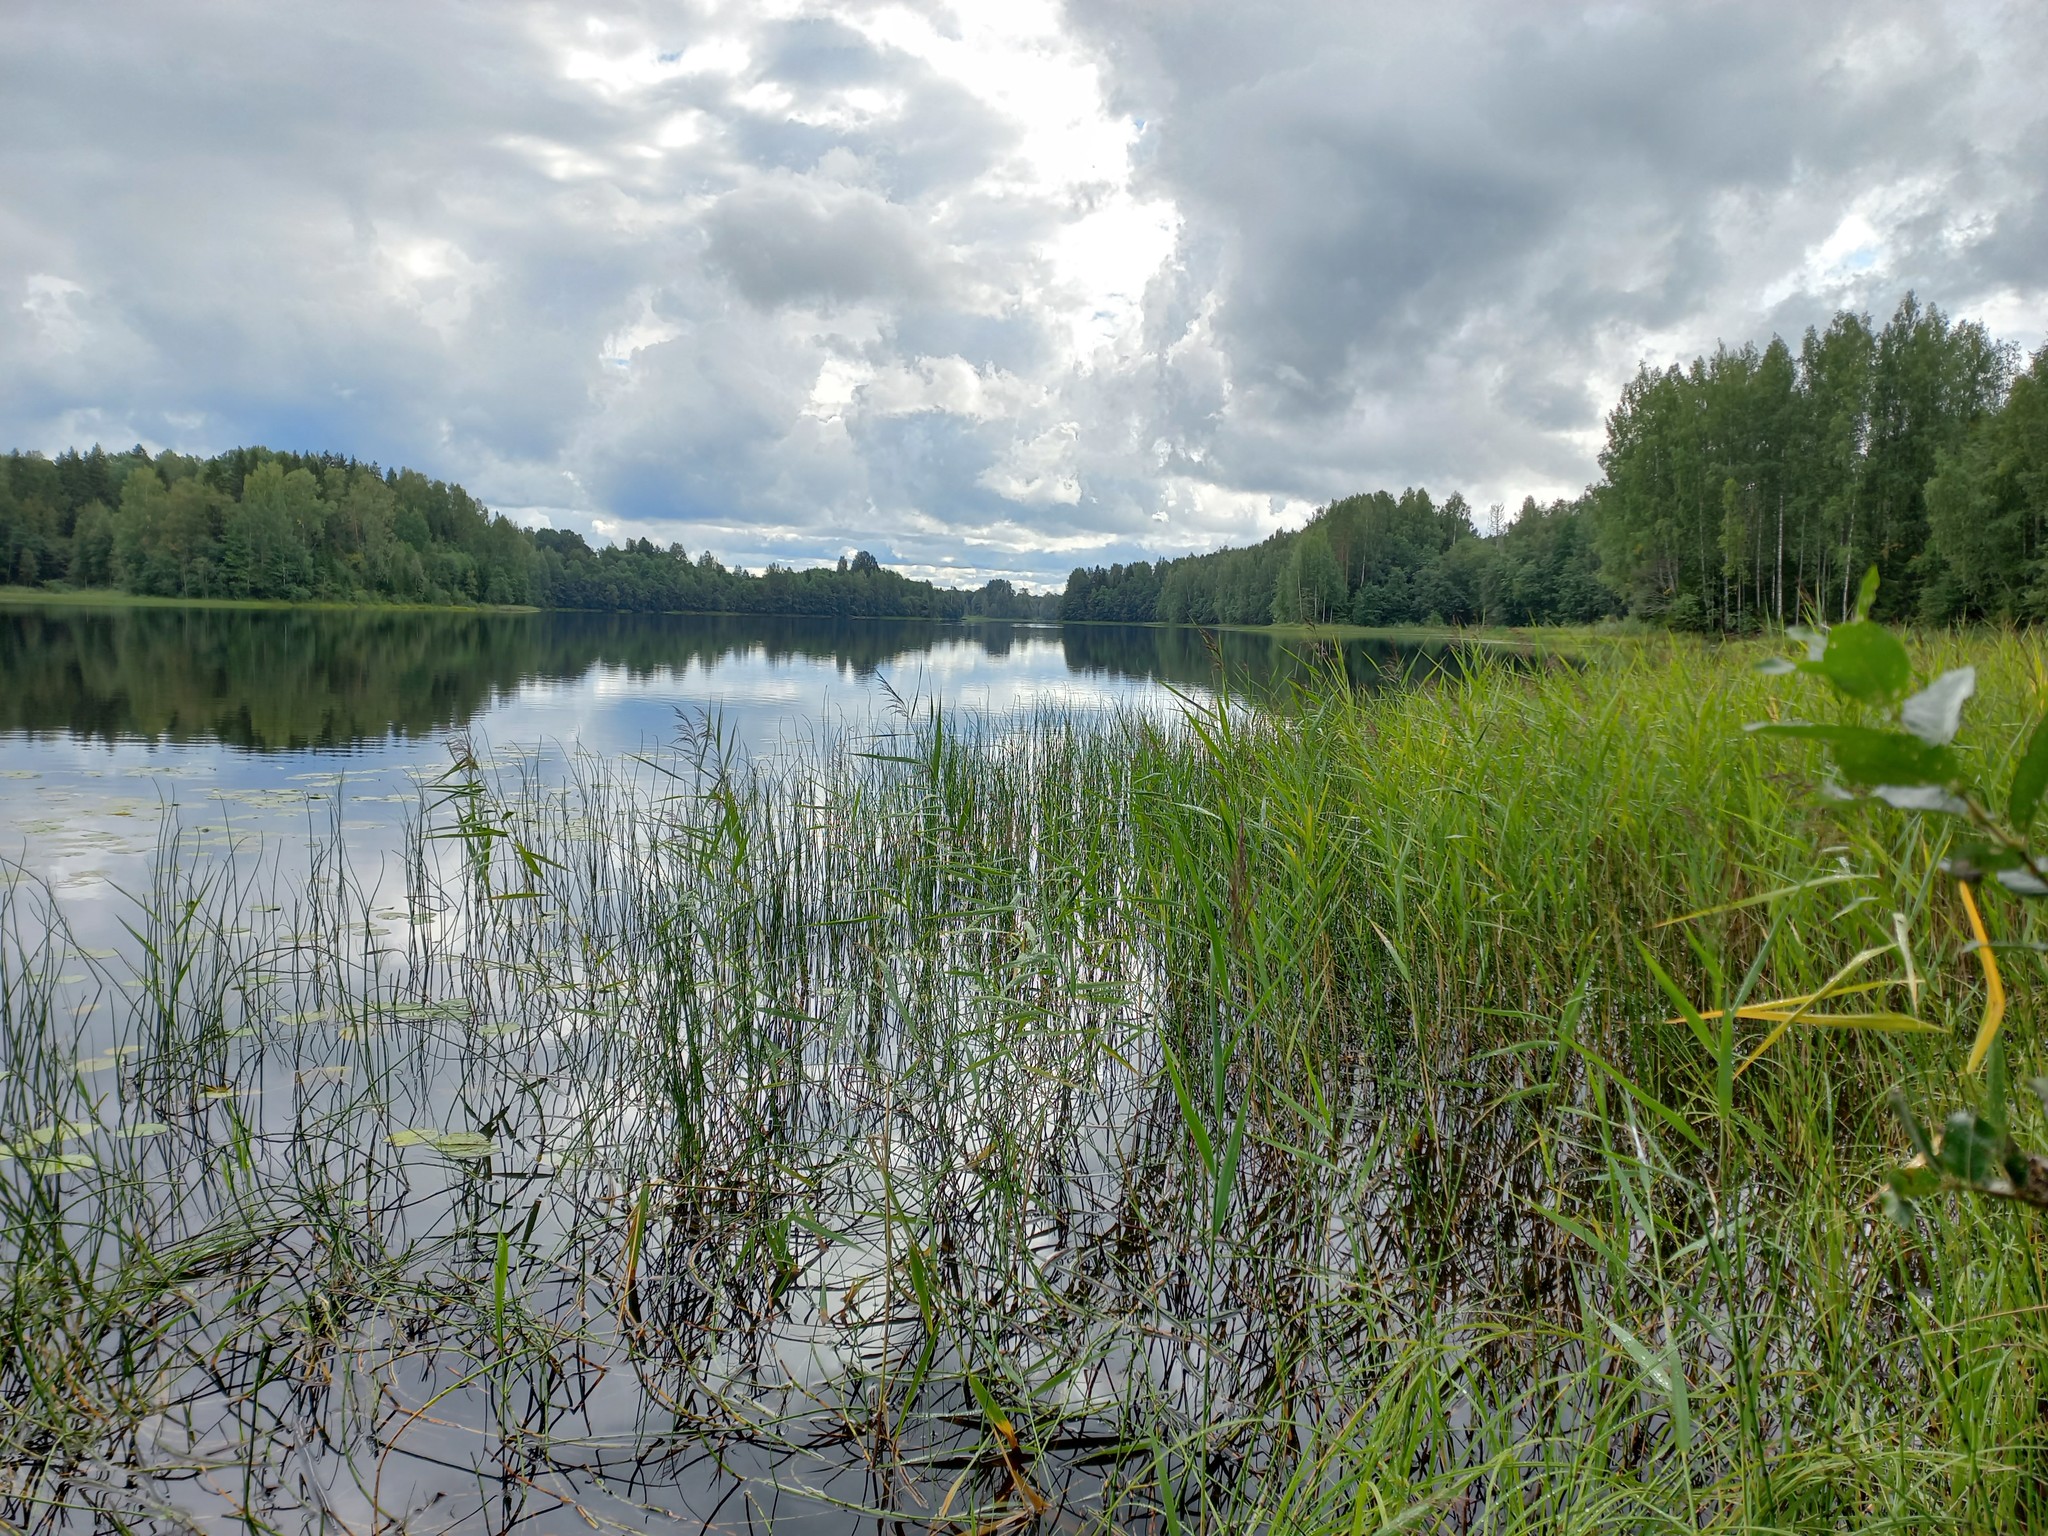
[0,602,1462,909]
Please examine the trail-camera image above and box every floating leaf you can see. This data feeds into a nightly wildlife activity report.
[120,1122,170,1139]
[432,1131,496,1158]
[388,1127,496,1159]
[25,1151,95,1175]
[1,1119,96,1156]
[381,1000,473,1023]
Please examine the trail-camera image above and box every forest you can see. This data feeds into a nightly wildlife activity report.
[0,444,1051,620]
[6,294,2040,633]
[1064,294,2048,629]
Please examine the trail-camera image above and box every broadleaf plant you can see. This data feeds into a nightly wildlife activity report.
[1750,570,2048,1218]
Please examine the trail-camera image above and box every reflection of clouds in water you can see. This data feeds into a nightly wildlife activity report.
[0,624,1199,949]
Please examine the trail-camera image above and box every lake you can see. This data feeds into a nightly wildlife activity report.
[0,601,1465,909]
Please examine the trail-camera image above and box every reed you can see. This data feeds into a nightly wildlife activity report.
[1,635,2043,1532]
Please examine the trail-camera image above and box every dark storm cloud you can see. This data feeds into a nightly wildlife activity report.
[1,0,2041,586]
[703,182,943,309]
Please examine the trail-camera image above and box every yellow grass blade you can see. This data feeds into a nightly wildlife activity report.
[1671,987,1908,1036]
[1652,872,1870,929]
[1960,880,2007,1074]
[1742,1011,1941,1032]
[1734,945,1899,1078]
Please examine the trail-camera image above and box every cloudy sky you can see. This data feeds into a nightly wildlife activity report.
[4,1,2043,588]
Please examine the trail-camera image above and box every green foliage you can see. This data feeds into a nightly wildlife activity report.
[1062,292,2034,637]
[0,445,1041,618]
[1751,572,2048,1223]
[1598,295,2013,628]
[1066,488,1616,628]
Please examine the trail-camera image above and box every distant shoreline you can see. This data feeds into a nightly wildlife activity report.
[0,587,1001,624]
[0,585,541,615]
[0,586,1629,648]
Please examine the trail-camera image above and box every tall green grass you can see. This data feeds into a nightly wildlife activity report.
[1,636,2043,1533]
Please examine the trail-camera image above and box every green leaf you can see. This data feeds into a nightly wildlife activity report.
[1936,1109,2004,1185]
[1870,784,1970,816]
[2009,718,2048,830]
[1900,667,1975,746]
[1799,620,1911,704]
[1984,1035,2010,1143]
[1160,1043,1214,1175]
[1602,1315,1692,1456]
[966,1368,1013,1439]
[1211,1102,1247,1237]
[1890,1089,1936,1164]
[493,1229,510,1343]
[1855,564,1880,621]
[1750,724,1961,791]
[1941,836,2024,881]
[1887,1162,1943,1200]
[1878,1185,1919,1230]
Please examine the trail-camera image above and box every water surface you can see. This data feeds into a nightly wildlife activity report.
[0,601,1462,906]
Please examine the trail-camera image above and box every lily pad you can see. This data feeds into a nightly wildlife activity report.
[26,1151,95,1175]
[388,1127,497,1159]
[1,1119,97,1156]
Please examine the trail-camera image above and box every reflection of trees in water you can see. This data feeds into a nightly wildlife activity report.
[1056,623,1468,696]
[0,606,1477,752]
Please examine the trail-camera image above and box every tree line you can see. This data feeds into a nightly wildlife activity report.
[1064,293,2046,630]
[0,444,1055,620]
